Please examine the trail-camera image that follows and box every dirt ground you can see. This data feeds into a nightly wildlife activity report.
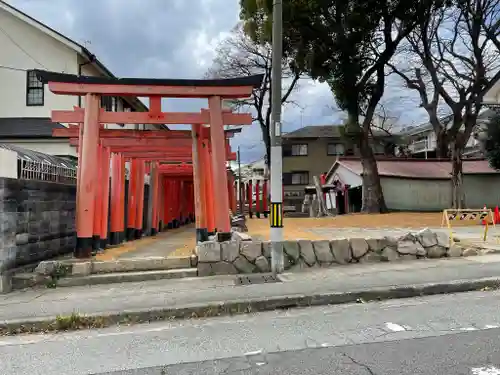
[246,212,485,241]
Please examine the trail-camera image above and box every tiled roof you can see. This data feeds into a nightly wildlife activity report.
[331,158,498,179]
[0,118,66,138]
[283,125,391,139]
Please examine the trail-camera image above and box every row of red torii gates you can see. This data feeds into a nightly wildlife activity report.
[35,70,264,258]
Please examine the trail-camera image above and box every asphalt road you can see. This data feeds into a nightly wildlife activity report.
[3,290,500,374]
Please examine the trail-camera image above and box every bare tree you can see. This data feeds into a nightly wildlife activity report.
[206,24,301,168]
[388,0,500,208]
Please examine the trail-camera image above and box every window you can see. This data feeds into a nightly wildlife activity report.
[283,144,308,157]
[253,168,265,176]
[26,70,44,106]
[101,96,113,111]
[327,143,345,155]
[283,171,309,185]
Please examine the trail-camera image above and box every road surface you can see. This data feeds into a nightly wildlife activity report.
[2,289,500,374]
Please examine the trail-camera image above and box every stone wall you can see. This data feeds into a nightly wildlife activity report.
[0,177,76,274]
[196,229,480,276]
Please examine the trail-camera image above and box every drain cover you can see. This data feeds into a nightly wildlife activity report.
[235,273,281,286]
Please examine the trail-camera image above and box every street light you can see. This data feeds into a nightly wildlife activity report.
[269,0,285,274]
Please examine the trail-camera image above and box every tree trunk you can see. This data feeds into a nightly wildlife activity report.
[358,126,388,213]
[261,123,271,170]
[436,130,449,158]
[450,141,464,209]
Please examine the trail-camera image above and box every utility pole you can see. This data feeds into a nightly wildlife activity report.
[269,0,284,274]
[237,146,243,215]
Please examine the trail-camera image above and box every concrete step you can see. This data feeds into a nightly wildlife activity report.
[11,272,50,291]
[56,268,198,287]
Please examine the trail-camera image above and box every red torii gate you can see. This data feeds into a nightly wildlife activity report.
[39,69,261,257]
[65,128,237,245]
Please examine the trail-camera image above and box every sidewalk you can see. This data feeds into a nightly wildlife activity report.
[2,254,500,327]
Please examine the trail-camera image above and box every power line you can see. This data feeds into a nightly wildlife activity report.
[0,24,47,69]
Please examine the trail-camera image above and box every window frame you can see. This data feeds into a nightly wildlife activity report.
[26,70,44,106]
[283,171,309,186]
[283,143,308,157]
[327,142,345,156]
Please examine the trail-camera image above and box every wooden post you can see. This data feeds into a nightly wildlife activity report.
[150,162,159,235]
[208,96,231,239]
[135,160,146,239]
[205,144,216,234]
[255,179,261,219]
[118,153,126,242]
[110,152,121,245]
[76,93,100,258]
[92,144,103,251]
[248,180,253,219]
[127,159,138,240]
[192,124,207,241]
[100,146,111,248]
[262,179,268,218]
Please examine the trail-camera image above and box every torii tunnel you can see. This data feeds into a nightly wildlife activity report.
[36,70,263,258]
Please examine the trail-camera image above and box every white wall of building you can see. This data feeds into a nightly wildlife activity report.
[0,7,79,117]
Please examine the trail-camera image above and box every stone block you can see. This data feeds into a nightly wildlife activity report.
[398,232,417,242]
[221,241,240,263]
[447,245,463,257]
[233,255,256,273]
[365,238,385,253]
[298,240,316,266]
[0,274,12,294]
[72,261,91,276]
[255,256,270,272]
[262,241,272,258]
[400,254,417,261]
[397,240,426,256]
[426,245,447,258]
[241,241,262,262]
[35,260,58,275]
[381,247,399,261]
[15,233,29,246]
[436,231,451,248]
[330,238,351,264]
[313,240,334,264]
[211,261,238,275]
[197,241,221,263]
[383,236,399,248]
[350,238,369,259]
[283,241,300,261]
[231,232,252,242]
[463,248,479,257]
[359,251,382,263]
[415,228,438,248]
[290,258,308,272]
[197,263,213,277]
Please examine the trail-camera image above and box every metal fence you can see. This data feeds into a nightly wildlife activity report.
[19,159,77,185]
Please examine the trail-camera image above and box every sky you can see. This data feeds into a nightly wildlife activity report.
[7,0,424,162]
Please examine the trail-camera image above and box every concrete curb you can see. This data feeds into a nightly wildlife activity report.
[1,276,500,336]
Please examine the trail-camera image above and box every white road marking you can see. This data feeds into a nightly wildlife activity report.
[245,349,263,356]
[385,322,406,332]
[485,325,499,329]
[471,365,500,375]
[460,327,478,331]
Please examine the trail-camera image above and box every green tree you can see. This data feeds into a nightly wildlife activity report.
[485,111,500,170]
[240,0,440,213]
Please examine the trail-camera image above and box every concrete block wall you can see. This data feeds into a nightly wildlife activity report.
[0,177,76,273]
[196,229,481,276]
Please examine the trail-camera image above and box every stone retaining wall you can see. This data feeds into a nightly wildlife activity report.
[196,229,485,276]
[0,178,76,274]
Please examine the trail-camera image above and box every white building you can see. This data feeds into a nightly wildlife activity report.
[0,0,163,159]
[398,113,489,159]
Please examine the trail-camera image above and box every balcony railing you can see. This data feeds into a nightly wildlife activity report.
[409,139,430,153]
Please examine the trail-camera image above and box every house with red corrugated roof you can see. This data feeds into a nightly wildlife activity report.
[325,157,500,213]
